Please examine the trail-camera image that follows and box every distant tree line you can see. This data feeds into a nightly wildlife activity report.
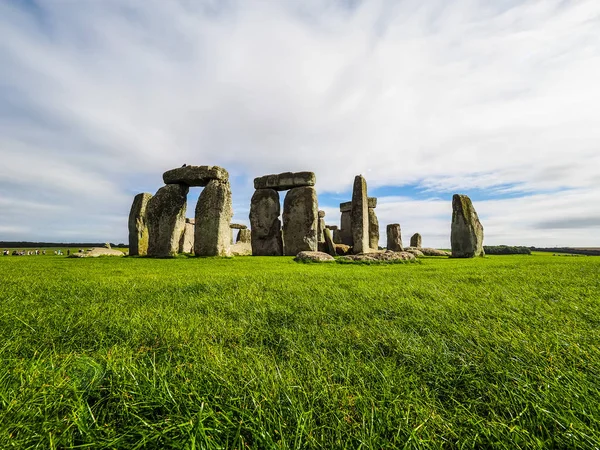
[531,247,600,256]
[483,245,532,255]
[0,241,127,248]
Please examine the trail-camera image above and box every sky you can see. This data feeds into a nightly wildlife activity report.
[1,0,599,247]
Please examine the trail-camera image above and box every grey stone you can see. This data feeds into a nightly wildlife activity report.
[68,247,125,258]
[326,225,338,230]
[282,186,318,255]
[386,224,403,252]
[404,248,424,258]
[368,197,377,208]
[318,210,326,218]
[419,247,451,257]
[332,229,343,244]
[339,201,352,213]
[163,165,228,186]
[317,218,326,244]
[368,208,380,249]
[128,193,152,256]
[451,194,484,258]
[179,222,194,253]
[230,223,247,229]
[254,171,316,191]
[338,250,414,262]
[351,175,369,254]
[236,228,251,244]
[294,251,335,263]
[147,184,188,257]
[230,242,252,256]
[194,180,233,256]
[323,227,337,257]
[339,211,353,246]
[410,233,422,248]
[249,189,283,256]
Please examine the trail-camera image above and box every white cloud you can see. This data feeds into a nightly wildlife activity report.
[0,0,599,245]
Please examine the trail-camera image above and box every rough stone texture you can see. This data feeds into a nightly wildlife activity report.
[368,208,380,250]
[451,194,485,258]
[332,229,342,244]
[323,227,337,257]
[236,228,251,244]
[254,171,316,191]
[179,222,195,253]
[317,218,326,244]
[282,186,318,255]
[338,251,414,262]
[351,175,369,254]
[69,247,124,258]
[186,218,195,225]
[339,211,353,246]
[404,248,424,257]
[230,242,252,256]
[194,180,233,256]
[230,223,247,229]
[386,224,403,252]
[147,184,189,257]
[163,165,228,186]
[249,189,283,256]
[128,193,152,256]
[418,247,451,257]
[326,225,338,230]
[367,197,377,209]
[410,233,422,248]
[340,201,352,213]
[318,210,326,218]
[335,244,351,256]
[294,251,335,263]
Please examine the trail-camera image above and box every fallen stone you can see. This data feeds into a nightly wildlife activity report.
[386,224,403,252]
[294,251,335,263]
[335,244,351,256]
[69,247,124,258]
[147,184,189,257]
[404,248,424,257]
[128,193,153,256]
[194,179,233,256]
[420,247,450,257]
[250,189,283,256]
[282,186,318,255]
[451,194,484,258]
[368,207,380,250]
[230,242,252,256]
[236,228,251,244]
[163,165,228,186]
[351,175,369,254]
[179,221,194,253]
[410,233,422,248]
[254,171,316,191]
[338,250,415,262]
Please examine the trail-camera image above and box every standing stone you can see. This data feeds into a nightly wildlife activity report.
[339,211,353,246]
[410,233,422,248]
[179,220,195,253]
[147,184,189,257]
[351,175,369,254]
[386,224,403,252]
[249,189,283,256]
[368,208,380,250]
[194,180,233,256]
[236,228,251,244]
[332,229,342,244]
[451,194,484,258]
[128,193,152,256]
[282,186,318,255]
[323,227,337,257]
[317,214,326,245]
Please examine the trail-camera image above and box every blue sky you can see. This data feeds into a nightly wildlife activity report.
[1,0,599,247]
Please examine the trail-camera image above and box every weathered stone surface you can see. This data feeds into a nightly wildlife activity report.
[194,180,233,256]
[282,186,318,255]
[339,211,353,246]
[368,197,377,208]
[326,225,338,230]
[323,227,337,257]
[318,210,326,218]
[128,193,152,256]
[386,224,403,252]
[451,194,484,258]
[404,248,424,257]
[317,218,326,244]
[254,171,316,191]
[186,218,195,225]
[368,208,380,249]
[410,233,422,248]
[236,228,251,244]
[249,189,283,256]
[294,251,335,263]
[230,223,247,229]
[335,244,351,256]
[419,247,450,257]
[230,242,252,256]
[69,247,124,258]
[338,250,415,262]
[332,229,342,244]
[179,222,194,253]
[341,197,376,211]
[351,175,369,254]
[147,184,188,257]
[163,165,228,186]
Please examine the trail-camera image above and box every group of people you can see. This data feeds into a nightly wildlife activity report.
[3,249,46,256]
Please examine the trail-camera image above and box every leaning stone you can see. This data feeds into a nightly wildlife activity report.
[386,224,403,252]
[147,184,188,257]
[230,223,247,229]
[179,221,194,253]
[236,228,251,244]
[194,180,233,256]
[282,186,318,255]
[368,208,380,250]
[128,193,153,256]
[323,227,337,257]
[250,189,283,256]
[410,233,422,248]
[163,165,229,186]
[254,171,316,191]
[351,175,369,254]
[451,194,484,258]
[294,251,335,263]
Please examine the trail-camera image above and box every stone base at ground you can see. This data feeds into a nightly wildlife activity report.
[338,250,415,262]
[230,242,252,256]
[335,244,351,256]
[404,248,424,257]
[294,251,335,262]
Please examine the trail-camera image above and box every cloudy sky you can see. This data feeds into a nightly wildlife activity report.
[1,0,599,247]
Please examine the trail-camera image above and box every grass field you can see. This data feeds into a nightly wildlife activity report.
[0,253,599,448]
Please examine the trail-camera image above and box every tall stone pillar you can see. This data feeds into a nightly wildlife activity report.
[410,233,422,248]
[368,207,379,250]
[249,189,283,256]
[339,207,353,246]
[386,224,403,251]
[147,184,189,257]
[451,194,484,258]
[195,180,233,257]
[179,218,195,254]
[282,186,318,255]
[128,192,153,256]
[317,210,326,244]
[351,175,369,254]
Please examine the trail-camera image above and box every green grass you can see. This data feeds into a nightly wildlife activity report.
[0,254,599,448]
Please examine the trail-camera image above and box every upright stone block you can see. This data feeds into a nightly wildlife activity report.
[332,229,342,244]
[323,228,337,257]
[317,217,326,244]
[386,224,403,252]
[249,189,283,256]
[410,233,422,248]
[236,228,251,243]
[368,208,380,250]
[194,180,233,256]
[128,193,152,256]
[339,211,353,246]
[179,220,195,253]
[282,186,318,255]
[147,184,189,257]
[351,175,369,254]
[451,194,484,258]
